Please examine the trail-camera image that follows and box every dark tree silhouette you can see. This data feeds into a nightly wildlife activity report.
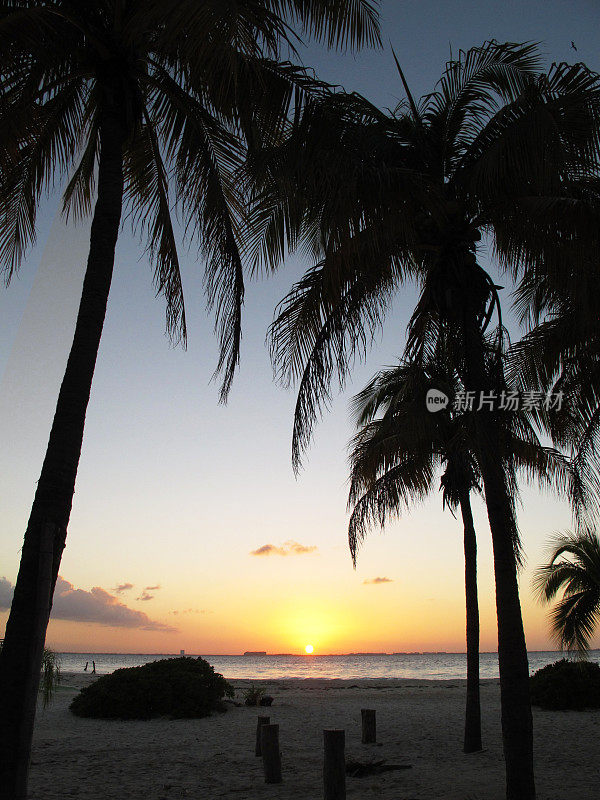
[534,529,600,654]
[347,339,569,754]
[0,2,380,796]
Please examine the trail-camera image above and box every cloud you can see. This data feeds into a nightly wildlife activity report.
[144,584,161,591]
[251,544,285,556]
[250,540,318,557]
[136,591,154,602]
[0,576,13,609]
[114,582,134,594]
[285,540,318,555]
[0,576,177,632]
[363,577,394,585]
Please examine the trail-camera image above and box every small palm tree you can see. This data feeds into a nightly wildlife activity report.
[348,354,484,753]
[348,338,571,754]
[0,2,380,796]
[534,530,600,654]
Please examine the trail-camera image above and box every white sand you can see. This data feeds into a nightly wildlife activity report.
[28,672,599,799]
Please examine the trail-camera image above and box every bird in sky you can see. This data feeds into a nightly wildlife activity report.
[571,41,578,51]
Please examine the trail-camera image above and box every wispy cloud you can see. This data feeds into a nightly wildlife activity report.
[250,540,318,557]
[136,591,154,602]
[114,582,134,594]
[144,584,161,591]
[363,577,394,585]
[0,576,177,632]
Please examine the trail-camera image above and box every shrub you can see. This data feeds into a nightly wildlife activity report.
[530,658,600,710]
[243,686,265,706]
[70,657,234,719]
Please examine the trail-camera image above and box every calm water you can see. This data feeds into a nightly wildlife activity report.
[57,650,600,680]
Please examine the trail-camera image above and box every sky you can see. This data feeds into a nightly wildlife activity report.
[1,0,599,656]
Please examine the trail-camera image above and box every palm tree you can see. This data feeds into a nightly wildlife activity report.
[348,337,571,754]
[254,42,600,798]
[534,530,600,654]
[348,354,485,753]
[0,2,380,795]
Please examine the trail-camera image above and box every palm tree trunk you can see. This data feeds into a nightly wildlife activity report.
[462,321,535,800]
[459,489,482,753]
[0,111,124,800]
[476,437,534,799]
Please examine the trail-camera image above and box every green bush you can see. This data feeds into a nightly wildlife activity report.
[530,658,600,710]
[70,657,234,719]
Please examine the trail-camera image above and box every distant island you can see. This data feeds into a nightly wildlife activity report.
[347,652,387,656]
[243,651,267,656]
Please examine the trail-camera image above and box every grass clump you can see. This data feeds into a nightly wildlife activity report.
[243,686,266,706]
[40,648,61,709]
[70,657,234,719]
[530,659,600,710]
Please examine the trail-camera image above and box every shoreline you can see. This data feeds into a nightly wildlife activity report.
[60,670,501,689]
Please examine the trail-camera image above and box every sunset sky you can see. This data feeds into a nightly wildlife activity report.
[1,1,598,656]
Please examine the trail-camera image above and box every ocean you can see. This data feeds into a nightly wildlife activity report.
[57,650,599,680]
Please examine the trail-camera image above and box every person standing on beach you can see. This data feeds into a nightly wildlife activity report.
[84,662,88,672]
[92,661,96,674]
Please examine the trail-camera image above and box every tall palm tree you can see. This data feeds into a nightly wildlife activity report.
[348,354,485,753]
[253,42,600,798]
[0,2,380,796]
[534,529,600,654]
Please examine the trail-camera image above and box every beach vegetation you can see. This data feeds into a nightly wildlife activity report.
[243,686,266,706]
[0,0,380,794]
[39,648,61,709]
[530,658,600,710]
[69,657,234,719]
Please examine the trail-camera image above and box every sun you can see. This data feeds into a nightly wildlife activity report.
[305,644,314,654]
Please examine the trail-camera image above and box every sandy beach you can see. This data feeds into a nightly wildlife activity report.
[28,672,600,799]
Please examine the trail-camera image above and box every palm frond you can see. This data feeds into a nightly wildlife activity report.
[533,529,600,653]
[348,454,435,566]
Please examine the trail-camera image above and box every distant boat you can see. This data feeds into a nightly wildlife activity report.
[244,651,267,656]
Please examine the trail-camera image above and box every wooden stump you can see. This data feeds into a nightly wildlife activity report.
[323,729,345,800]
[361,709,376,743]
[255,716,270,756]
[261,723,282,783]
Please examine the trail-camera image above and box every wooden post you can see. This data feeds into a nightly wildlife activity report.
[261,724,282,783]
[361,709,376,743]
[323,729,345,800]
[255,715,270,756]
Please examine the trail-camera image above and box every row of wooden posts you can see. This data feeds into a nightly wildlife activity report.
[255,708,377,798]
